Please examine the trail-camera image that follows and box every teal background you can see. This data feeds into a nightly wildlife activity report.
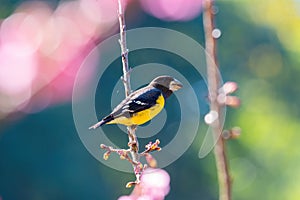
[1,0,300,199]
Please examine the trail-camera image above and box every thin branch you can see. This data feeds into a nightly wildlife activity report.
[100,144,138,165]
[118,0,131,97]
[117,0,141,183]
[203,0,231,200]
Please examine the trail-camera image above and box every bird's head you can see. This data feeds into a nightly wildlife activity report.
[150,75,183,92]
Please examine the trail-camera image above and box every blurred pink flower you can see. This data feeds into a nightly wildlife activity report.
[118,168,170,200]
[0,0,127,118]
[118,196,133,200]
[140,0,203,21]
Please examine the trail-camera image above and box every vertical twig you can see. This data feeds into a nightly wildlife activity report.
[118,0,131,97]
[203,0,231,200]
[117,0,141,183]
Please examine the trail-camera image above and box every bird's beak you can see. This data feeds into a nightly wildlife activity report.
[169,79,183,91]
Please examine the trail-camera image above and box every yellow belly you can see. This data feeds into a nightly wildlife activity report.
[108,94,165,126]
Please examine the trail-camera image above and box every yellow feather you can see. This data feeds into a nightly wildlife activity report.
[107,94,165,126]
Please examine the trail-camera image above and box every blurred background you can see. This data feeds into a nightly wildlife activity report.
[1,0,300,199]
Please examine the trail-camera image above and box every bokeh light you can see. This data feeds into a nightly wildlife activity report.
[140,0,203,21]
[0,0,123,119]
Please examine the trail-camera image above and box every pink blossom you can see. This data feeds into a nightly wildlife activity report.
[118,168,170,200]
[118,196,133,200]
[140,0,203,21]
[0,0,123,117]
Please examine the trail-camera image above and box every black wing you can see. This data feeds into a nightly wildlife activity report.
[111,87,162,118]
[126,88,162,113]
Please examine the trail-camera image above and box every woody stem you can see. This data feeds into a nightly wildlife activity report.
[203,0,231,199]
[117,0,140,180]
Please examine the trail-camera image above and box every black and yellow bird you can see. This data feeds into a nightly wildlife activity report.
[89,75,183,129]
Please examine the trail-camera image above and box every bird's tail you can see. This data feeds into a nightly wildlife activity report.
[88,115,114,130]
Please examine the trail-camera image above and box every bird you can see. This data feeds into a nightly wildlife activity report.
[89,75,183,129]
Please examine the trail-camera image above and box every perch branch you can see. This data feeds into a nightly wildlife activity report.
[117,0,141,183]
[203,0,231,200]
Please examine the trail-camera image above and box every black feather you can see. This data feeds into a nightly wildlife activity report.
[127,88,161,114]
[88,114,114,129]
[108,87,162,119]
[90,84,169,129]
